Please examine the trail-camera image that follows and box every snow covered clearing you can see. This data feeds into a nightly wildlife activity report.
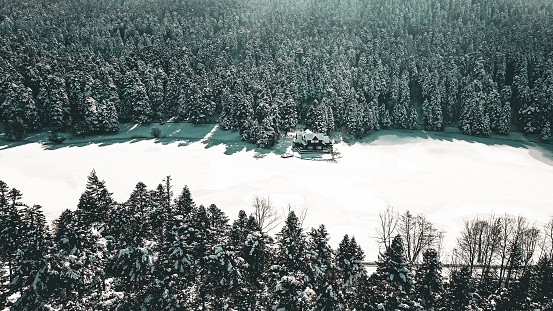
[1,125,552,261]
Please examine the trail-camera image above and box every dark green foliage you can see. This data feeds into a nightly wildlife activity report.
[415,248,442,308]
[4,176,553,308]
[446,266,474,310]
[375,235,413,292]
[77,170,115,228]
[308,225,343,310]
[336,235,366,309]
[271,211,311,309]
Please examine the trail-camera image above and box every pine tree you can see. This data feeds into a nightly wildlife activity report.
[48,208,107,307]
[200,242,245,309]
[219,86,236,130]
[83,97,100,133]
[533,255,553,308]
[107,182,151,247]
[45,75,70,131]
[77,170,115,229]
[271,211,311,310]
[174,185,196,217]
[372,235,414,310]
[308,225,342,310]
[229,211,273,309]
[539,121,551,141]
[279,91,298,133]
[0,187,24,282]
[415,248,442,308]
[392,102,409,129]
[336,235,366,309]
[344,98,365,138]
[98,99,119,132]
[446,266,473,310]
[121,71,152,123]
[408,106,418,130]
[189,86,216,124]
[236,95,255,141]
[10,205,51,308]
[1,82,39,139]
[498,100,511,135]
[379,103,392,129]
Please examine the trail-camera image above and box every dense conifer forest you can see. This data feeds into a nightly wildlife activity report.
[1,173,552,310]
[1,0,553,146]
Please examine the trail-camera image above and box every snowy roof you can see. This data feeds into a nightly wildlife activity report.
[304,132,315,141]
[294,130,331,145]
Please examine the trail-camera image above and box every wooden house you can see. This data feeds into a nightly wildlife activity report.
[293,130,332,152]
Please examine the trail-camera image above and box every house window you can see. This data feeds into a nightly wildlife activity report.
[317,146,322,150]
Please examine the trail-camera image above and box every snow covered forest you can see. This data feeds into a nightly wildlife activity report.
[1,173,553,310]
[1,0,553,146]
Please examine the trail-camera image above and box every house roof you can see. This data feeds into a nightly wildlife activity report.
[294,130,331,145]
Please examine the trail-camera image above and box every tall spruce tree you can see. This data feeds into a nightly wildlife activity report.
[415,248,443,308]
[77,170,115,228]
[271,211,311,310]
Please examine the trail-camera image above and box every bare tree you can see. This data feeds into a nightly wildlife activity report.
[497,214,515,285]
[252,195,280,233]
[456,217,487,275]
[539,217,553,259]
[455,215,504,279]
[399,211,441,264]
[375,205,399,251]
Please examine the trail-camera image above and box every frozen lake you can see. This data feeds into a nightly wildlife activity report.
[1,126,553,261]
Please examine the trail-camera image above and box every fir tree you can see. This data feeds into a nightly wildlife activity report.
[271,211,311,310]
[446,266,473,310]
[307,225,342,310]
[343,98,365,138]
[408,106,418,130]
[415,248,442,308]
[174,185,196,217]
[0,187,24,282]
[375,235,413,291]
[77,170,115,228]
[498,100,512,135]
[336,235,366,309]
[540,121,551,141]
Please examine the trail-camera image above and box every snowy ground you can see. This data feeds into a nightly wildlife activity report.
[1,123,553,261]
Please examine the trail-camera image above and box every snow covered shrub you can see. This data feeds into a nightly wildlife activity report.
[150,127,161,138]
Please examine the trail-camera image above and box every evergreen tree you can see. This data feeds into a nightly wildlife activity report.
[0,187,24,282]
[1,82,39,139]
[446,266,474,310]
[392,102,409,129]
[415,248,442,309]
[77,169,115,228]
[371,235,415,310]
[343,97,365,138]
[533,255,553,309]
[336,235,366,309]
[279,91,298,133]
[174,185,196,217]
[408,106,418,130]
[121,71,152,123]
[308,225,342,310]
[271,211,311,310]
[498,100,512,135]
[379,103,392,129]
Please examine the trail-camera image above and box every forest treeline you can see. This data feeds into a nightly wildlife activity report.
[1,0,553,146]
[1,172,553,310]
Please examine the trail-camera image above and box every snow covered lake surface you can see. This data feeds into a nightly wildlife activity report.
[1,125,553,261]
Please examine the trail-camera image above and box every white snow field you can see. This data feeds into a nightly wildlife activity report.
[1,125,553,261]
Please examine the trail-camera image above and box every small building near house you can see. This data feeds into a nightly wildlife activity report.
[293,130,332,152]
